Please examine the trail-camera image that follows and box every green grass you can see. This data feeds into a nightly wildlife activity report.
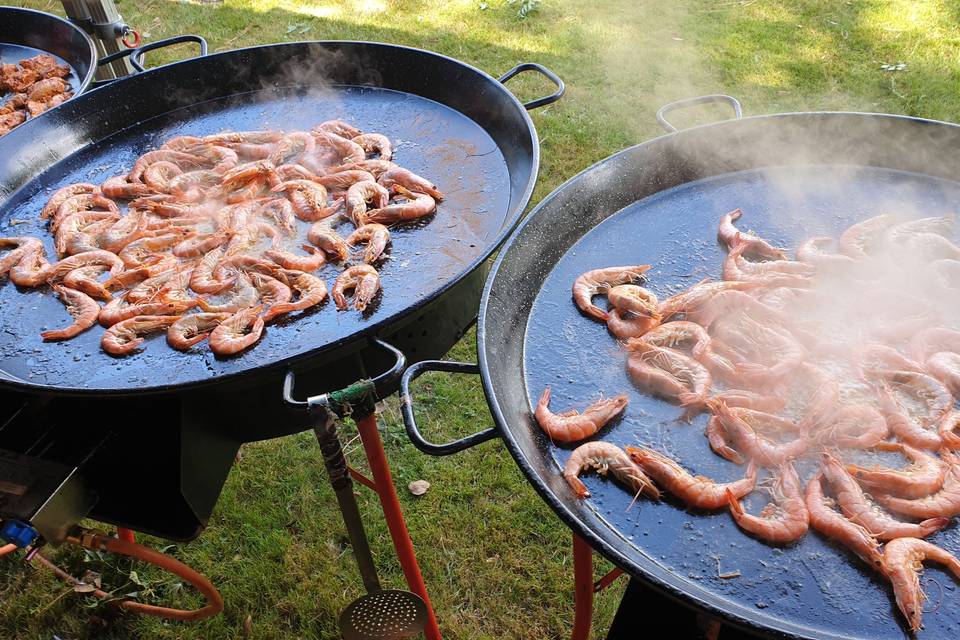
[3,0,960,638]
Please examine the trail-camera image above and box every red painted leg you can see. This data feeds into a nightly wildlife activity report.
[572,533,594,640]
[117,528,135,543]
[354,412,442,640]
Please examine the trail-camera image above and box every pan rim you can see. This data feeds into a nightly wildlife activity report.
[477,110,960,640]
[0,40,541,396]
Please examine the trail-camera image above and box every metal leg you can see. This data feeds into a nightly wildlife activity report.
[572,534,594,640]
[314,413,381,595]
[354,412,442,640]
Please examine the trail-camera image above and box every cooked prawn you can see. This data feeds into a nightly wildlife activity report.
[332,264,380,312]
[129,150,204,183]
[726,462,809,544]
[46,250,124,281]
[658,279,762,320]
[378,167,443,201]
[167,313,231,350]
[99,297,196,327]
[352,133,392,161]
[874,451,960,519]
[272,180,340,222]
[572,265,651,321]
[40,285,100,341]
[9,244,52,287]
[313,120,363,139]
[814,404,888,449]
[625,341,711,411]
[365,186,436,225]
[534,386,627,443]
[62,265,111,301]
[625,447,757,510]
[926,351,960,397]
[722,241,813,286]
[706,398,809,467]
[315,169,376,191]
[717,209,786,259]
[820,453,948,541]
[251,272,293,313]
[208,305,265,356]
[0,237,43,275]
[563,441,659,500]
[632,321,735,377]
[343,180,390,226]
[314,131,366,165]
[846,442,947,499]
[605,308,660,339]
[874,373,952,450]
[347,223,390,264]
[838,213,900,259]
[195,273,259,314]
[307,223,349,262]
[102,315,181,355]
[40,183,97,219]
[881,538,960,633]
[263,246,326,272]
[805,472,882,569]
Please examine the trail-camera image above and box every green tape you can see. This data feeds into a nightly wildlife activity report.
[328,379,377,417]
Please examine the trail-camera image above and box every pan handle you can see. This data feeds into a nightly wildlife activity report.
[400,360,499,456]
[283,338,406,417]
[656,94,742,133]
[98,36,208,73]
[130,36,209,73]
[499,63,565,111]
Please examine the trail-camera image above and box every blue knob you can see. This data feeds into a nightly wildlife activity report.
[0,520,38,548]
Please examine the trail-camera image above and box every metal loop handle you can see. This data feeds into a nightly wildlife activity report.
[284,338,406,417]
[130,35,208,73]
[656,94,742,133]
[400,360,498,456]
[498,63,565,111]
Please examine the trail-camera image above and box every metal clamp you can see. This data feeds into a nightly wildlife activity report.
[283,338,406,419]
[400,360,498,456]
[499,63,565,111]
[97,35,207,73]
[656,94,742,133]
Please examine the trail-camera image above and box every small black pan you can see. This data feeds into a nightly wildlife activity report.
[0,7,98,98]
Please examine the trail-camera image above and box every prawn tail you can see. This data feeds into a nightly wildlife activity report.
[725,488,744,515]
[920,517,950,536]
[566,476,590,499]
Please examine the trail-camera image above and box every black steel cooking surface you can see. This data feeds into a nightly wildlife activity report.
[0,86,508,392]
[477,113,960,639]
[524,166,960,639]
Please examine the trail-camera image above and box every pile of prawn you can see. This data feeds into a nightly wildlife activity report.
[0,120,443,356]
[537,208,960,633]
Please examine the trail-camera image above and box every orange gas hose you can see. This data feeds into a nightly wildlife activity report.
[0,543,16,556]
[34,531,223,622]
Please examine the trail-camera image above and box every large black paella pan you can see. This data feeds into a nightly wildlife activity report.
[404,105,960,639]
[0,41,562,440]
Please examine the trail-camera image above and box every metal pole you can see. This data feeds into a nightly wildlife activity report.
[354,412,442,640]
[313,408,381,594]
[572,534,594,640]
[60,0,135,81]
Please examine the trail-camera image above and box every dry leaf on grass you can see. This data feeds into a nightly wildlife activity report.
[408,480,431,496]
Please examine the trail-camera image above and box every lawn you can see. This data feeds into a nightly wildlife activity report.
[2,0,959,638]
